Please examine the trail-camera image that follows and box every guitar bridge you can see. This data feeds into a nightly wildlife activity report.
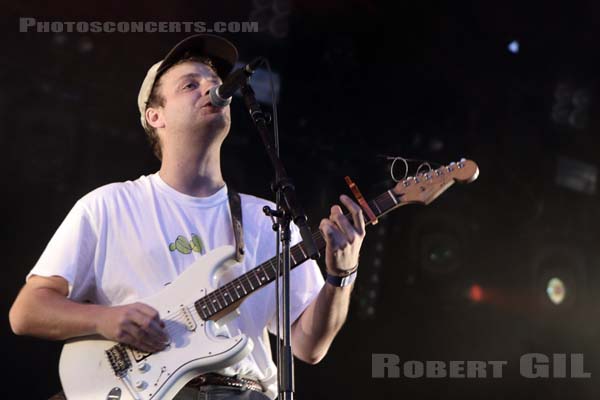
[106,344,132,377]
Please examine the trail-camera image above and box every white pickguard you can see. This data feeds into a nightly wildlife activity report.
[59,245,253,400]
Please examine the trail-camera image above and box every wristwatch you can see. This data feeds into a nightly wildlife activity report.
[326,268,358,288]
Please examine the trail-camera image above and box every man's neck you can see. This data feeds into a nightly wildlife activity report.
[158,145,225,198]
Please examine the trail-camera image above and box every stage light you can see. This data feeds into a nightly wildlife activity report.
[410,212,467,280]
[429,246,453,263]
[546,277,566,305]
[537,268,577,309]
[551,82,591,130]
[420,232,461,277]
[555,156,597,195]
[532,242,586,311]
[508,40,519,54]
[468,284,483,303]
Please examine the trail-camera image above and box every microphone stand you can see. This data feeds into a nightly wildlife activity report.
[240,81,319,400]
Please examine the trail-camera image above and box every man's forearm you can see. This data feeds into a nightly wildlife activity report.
[11,276,177,353]
[290,193,365,364]
[291,281,353,364]
[10,285,104,340]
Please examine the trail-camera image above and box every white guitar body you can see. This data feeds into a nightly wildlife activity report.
[59,245,253,400]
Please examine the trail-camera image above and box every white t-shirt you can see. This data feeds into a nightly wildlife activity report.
[27,172,324,399]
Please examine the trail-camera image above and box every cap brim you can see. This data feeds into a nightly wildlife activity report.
[156,34,238,81]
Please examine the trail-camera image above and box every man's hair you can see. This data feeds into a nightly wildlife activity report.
[144,54,217,160]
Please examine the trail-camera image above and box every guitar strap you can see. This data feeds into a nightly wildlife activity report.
[227,187,245,263]
[229,188,275,375]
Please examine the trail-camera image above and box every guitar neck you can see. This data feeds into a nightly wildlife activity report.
[193,189,401,321]
[194,158,480,320]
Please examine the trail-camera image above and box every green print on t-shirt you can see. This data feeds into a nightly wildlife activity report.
[169,234,204,255]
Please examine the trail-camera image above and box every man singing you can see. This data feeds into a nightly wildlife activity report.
[9,34,364,399]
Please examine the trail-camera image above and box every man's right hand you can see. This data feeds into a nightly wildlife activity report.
[10,275,169,353]
[96,302,170,353]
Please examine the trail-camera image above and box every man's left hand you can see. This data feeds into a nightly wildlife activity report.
[319,194,366,277]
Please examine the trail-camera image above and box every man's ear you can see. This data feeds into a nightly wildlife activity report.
[146,106,166,129]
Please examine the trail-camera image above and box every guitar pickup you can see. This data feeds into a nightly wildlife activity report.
[130,347,150,363]
[180,305,197,331]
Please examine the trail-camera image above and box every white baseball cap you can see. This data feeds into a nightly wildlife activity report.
[137,34,238,130]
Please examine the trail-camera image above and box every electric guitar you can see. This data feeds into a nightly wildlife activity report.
[59,159,479,399]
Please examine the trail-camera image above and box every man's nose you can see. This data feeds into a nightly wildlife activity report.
[203,84,220,97]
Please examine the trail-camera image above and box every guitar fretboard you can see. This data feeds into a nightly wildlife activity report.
[194,189,400,320]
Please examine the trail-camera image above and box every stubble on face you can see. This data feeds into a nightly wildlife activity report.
[158,62,232,148]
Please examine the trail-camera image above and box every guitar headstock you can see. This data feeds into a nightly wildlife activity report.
[391,159,479,206]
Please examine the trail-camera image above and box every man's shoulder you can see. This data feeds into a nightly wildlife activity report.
[239,192,275,209]
[78,174,154,209]
[238,193,276,227]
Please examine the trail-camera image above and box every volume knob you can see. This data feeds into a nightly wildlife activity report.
[135,380,147,390]
[137,360,148,372]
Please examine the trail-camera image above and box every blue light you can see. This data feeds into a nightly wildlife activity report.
[508,40,519,54]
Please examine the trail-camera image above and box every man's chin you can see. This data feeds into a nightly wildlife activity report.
[193,117,230,137]
[207,118,230,132]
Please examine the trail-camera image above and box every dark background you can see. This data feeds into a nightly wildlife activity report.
[2,1,600,398]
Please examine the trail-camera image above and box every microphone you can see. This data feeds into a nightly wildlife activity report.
[209,57,264,107]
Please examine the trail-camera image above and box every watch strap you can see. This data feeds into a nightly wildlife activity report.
[326,270,358,287]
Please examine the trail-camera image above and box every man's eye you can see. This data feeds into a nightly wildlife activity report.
[183,82,198,89]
